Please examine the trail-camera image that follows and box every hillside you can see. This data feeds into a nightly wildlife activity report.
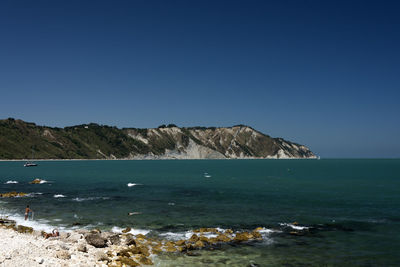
[0,118,316,159]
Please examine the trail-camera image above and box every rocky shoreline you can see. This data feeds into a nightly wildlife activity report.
[0,218,267,267]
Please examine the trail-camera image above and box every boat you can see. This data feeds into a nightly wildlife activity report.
[24,162,37,167]
[24,148,38,167]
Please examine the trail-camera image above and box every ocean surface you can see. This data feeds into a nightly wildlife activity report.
[0,159,399,266]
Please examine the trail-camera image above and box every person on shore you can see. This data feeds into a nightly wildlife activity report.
[24,205,32,220]
[43,229,59,239]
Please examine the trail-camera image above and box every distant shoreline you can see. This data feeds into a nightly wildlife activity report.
[0,157,318,162]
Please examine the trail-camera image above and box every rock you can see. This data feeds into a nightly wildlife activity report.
[137,254,153,265]
[151,243,163,254]
[164,241,177,252]
[176,245,186,252]
[208,237,219,245]
[77,244,87,253]
[135,233,147,240]
[117,249,131,257]
[194,240,205,248]
[194,227,219,233]
[77,229,90,235]
[136,245,150,257]
[95,251,109,261]
[17,225,33,234]
[90,229,101,234]
[68,232,83,242]
[225,229,234,234]
[189,234,199,242]
[0,218,16,226]
[199,236,210,243]
[251,230,262,239]
[34,257,44,264]
[125,235,136,246]
[85,233,108,248]
[55,250,71,260]
[254,227,264,231]
[233,232,253,242]
[187,243,199,251]
[29,179,43,184]
[165,245,177,252]
[175,239,186,246]
[0,191,27,198]
[216,233,232,242]
[117,256,140,266]
[122,227,131,233]
[109,234,121,245]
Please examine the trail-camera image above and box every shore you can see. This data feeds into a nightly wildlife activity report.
[0,227,107,266]
[0,217,267,267]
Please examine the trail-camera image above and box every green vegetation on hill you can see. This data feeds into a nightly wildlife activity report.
[0,118,315,159]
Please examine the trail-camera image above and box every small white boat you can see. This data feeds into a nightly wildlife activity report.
[24,162,37,167]
[24,148,38,167]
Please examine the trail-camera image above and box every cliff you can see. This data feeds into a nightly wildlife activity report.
[0,118,316,159]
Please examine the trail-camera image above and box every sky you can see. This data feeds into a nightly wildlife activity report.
[0,0,399,158]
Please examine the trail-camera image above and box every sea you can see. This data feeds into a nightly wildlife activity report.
[0,159,399,266]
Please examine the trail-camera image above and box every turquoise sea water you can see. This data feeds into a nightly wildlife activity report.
[0,159,399,266]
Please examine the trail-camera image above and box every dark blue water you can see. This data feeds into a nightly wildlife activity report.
[1,159,399,266]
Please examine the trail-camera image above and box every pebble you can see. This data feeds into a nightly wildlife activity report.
[34,257,44,264]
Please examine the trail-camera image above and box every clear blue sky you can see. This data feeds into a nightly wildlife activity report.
[0,1,399,158]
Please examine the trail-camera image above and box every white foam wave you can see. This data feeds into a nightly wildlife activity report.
[159,232,186,240]
[279,223,309,230]
[25,192,43,197]
[72,197,110,202]
[127,183,142,187]
[257,227,277,234]
[5,180,18,184]
[5,213,66,233]
[111,226,150,236]
[54,194,66,198]
[168,202,175,206]
[160,227,276,243]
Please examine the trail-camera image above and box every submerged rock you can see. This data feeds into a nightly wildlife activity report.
[136,254,153,265]
[0,191,27,198]
[117,256,140,266]
[193,227,219,233]
[233,232,253,242]
[29,179,44,184]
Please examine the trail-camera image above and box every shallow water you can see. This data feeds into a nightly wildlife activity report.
[1,159,399,266]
